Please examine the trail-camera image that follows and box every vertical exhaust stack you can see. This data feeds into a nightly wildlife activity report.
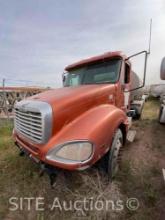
[125,19,152,92]
[148,19,152,55]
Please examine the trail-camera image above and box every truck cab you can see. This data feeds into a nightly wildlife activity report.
[13,51,146,183]
[63,51,132,112]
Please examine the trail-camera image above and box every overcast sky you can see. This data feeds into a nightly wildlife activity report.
[0,0,165,87]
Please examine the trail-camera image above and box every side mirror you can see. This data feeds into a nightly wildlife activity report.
[160,57,165,80]
[125,50,148,91]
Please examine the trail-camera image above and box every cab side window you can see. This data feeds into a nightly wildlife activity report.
[125,63,130,84]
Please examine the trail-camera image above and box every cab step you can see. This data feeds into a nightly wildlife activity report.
[127,130,136,142]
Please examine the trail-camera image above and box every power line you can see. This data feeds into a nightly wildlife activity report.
[0,77,55,87]
[0,77,51,84]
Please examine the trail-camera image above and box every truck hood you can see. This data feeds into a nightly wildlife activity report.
[29,84,116,134]
[30,84,115,105]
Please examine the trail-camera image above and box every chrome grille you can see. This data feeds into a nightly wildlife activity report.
[14,100,52,144]
[15,108,43,142]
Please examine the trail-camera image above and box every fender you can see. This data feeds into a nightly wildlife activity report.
[42,104,128,169]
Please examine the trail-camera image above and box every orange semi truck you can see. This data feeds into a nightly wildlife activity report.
[13,51,148,185]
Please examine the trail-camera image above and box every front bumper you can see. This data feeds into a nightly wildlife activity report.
[15,140,40,164]
[13,131,93,171]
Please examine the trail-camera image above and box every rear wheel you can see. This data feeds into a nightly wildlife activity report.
[107,129,123,180]
[131,106,141,120]
[159,106,165,124]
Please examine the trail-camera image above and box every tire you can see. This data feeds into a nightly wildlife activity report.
[159,106,163,123]
[131,107,141,120]
[107,129,123,180]
[135,113,141,120]
[159,106,165,124]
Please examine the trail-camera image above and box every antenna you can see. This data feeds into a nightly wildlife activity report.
[126,19,153,91]
[148,18,152,54]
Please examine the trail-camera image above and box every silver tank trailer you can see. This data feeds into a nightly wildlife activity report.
[129,71,145,119]
[130,71,144,102]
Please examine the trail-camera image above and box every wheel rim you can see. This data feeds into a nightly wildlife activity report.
[111,136,122,178]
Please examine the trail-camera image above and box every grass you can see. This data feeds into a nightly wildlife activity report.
[0,120,13,135]
[115,157,165,220]
[142,96,160,120]
[0,99,165,220]
[117,161,161,205]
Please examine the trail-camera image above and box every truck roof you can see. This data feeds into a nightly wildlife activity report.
[65,51,127,71]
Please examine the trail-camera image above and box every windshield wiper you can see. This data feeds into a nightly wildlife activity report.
[82,81,113,85]
[94,81,113,84]
[82,82,96,85]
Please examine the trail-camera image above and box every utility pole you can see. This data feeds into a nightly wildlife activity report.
[2,78,5,99]
[2,78,5,88]
[1,78,9,119]
[148,18,152,55]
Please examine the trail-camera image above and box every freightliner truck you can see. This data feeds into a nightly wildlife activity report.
[13,51,148,185]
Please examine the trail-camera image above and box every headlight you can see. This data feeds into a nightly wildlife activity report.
[46,141,93,163]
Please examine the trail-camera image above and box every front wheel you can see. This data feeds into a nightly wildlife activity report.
[107,129,123,180]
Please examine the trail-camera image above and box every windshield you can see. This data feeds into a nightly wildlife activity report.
[64,59,122,86]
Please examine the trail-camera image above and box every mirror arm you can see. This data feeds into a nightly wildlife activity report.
[125,50,148,60]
